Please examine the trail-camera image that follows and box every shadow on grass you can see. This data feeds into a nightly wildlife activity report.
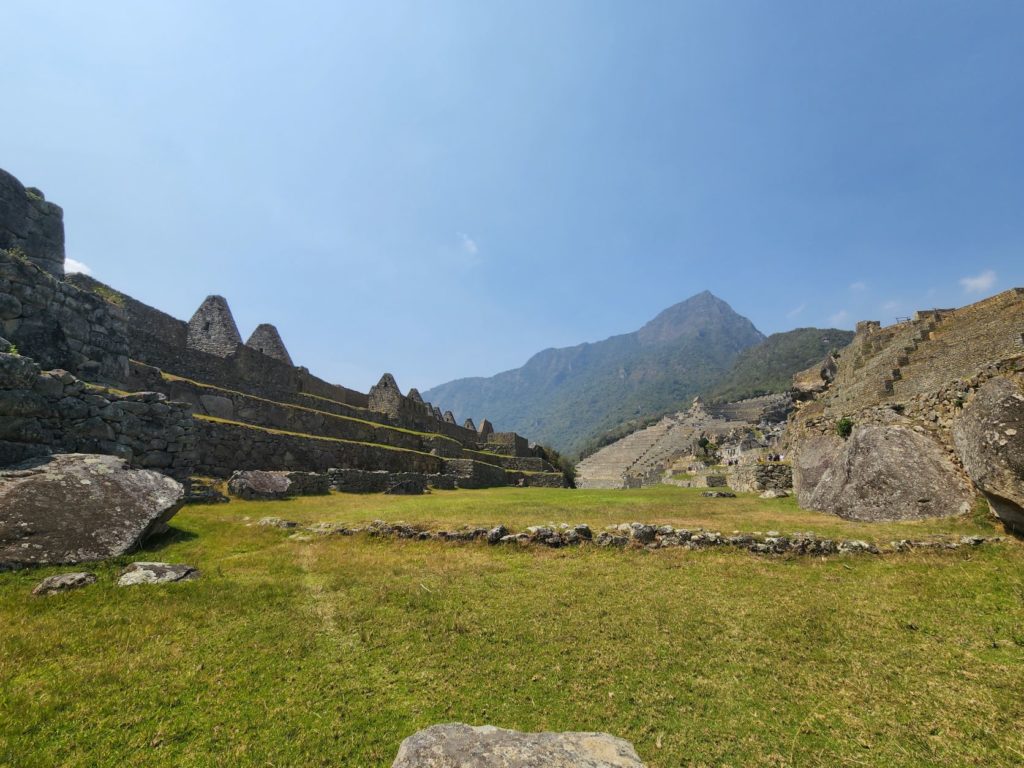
[140,526,199,553]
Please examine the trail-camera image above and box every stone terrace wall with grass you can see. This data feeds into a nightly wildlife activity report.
[0,169,65,279]
[0,352,196,477]
[129,363,471,456]
[194,417,445,477]
[0,250,128,384]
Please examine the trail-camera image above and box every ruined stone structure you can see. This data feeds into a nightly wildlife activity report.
[0,168,565,491]
[187,295,242,357]
[788,291,1024,527]
[245,324,292,365]
[576,394,792,489]
[0,169,65,278]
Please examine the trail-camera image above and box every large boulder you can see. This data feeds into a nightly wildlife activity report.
[791,434,843,508]
[228,469,293,500]
[391,724,646,768]
[0,453,183,569]
[805,422,973,521]
[953,375,1024,531]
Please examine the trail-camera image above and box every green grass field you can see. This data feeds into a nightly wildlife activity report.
[2,486,1023,767]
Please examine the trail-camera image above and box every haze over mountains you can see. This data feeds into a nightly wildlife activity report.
[424,292,853,458]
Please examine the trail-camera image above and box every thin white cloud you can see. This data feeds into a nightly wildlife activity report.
[65,257,92,275]
[786,303,806,319]
[849,281,867,292]
[829,309,850,326]
[959,269,996,294]
[882,300,901,312]
[457,232,479,256]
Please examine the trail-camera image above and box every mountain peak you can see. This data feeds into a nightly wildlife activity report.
[635,291,765,347]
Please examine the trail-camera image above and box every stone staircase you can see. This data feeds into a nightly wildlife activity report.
[822,288,1024,418]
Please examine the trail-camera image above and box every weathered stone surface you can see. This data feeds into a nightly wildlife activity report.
[391,724,647,768]
[117,561,198,586]
[384,478,426,495]
[807,423,973,521]
[0,453,183,568]
[186,295,242,358]
[32,571,96,596]
[953,375,1024,530]
[0,168,65,277]
[227,469,293,500]
[256,516,298,529]
[245,323,293,366]
[791,434,844,509]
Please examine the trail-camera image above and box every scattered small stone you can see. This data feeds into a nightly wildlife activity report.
[117,562,198,586]
[257,517,298,529]
[32,571,96,596]
[486,525,509,544]
[700,491,736,498]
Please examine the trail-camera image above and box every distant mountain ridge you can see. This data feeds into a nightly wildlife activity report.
[704,327,855,404]
[424,291,768,457]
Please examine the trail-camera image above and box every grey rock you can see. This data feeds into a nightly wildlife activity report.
[486,525,509,544]
[759,489,789,499]
[117,561,198,586]
[630,523,656,544]
[806,423,973,521]
[952,375,1024,531]
[700,491,736,498]
[573,523,593,540]
[391,723,646,768]
[257,516,298,529]
[32,571,96,596]
[228,469,293,500]
[0,453,183,568]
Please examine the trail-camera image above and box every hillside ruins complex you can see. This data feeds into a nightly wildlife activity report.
[575,394,793,491]
[787,291,1024,529]
[0,169,564,566]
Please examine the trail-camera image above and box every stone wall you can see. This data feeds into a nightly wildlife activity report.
[443,458,509,489]
[0,352,196,478]
[0,169,65,278]
[194,418,445,477]
[0,250,128,384]
[728,462,793,492]
[131,363,468,455]
[0,167,552,488]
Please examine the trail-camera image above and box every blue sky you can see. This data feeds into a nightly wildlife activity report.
[3,1,1022,392]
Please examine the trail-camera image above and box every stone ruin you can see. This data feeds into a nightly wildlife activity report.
[787,293,1024,529]
[245,323,293,366]
[0,166,568,565]
[186,295,242,357]
[575,394,793,490]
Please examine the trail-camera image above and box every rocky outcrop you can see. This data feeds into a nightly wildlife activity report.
[0,454,184,569]
[953,375,1024,531]
[802,420,973,521]
[390,724,646,768]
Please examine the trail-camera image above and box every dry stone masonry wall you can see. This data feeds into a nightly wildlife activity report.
[0,167,564,489]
